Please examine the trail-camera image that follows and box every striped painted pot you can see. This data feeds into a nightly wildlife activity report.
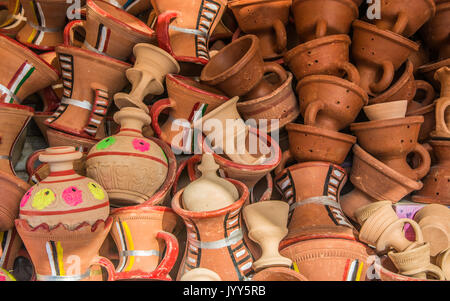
[0,0,26,38]
[0,228,22,271]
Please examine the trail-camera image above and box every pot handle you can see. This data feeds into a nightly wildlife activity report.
[392,11,408,36]
[273,19,287,53]
[337,61,361,86]
[150,98,176,138]
[370,60,395,94]
[420,264,446,280]
[64,20,86,46]
[304,101,325,126]
[155,11,178,56]
[26,149,46,177]
[84,86,110,137]
[151,231,179,281]
[410,143,431,180]
[434,97,450,136]
[263,62,288,86]
[89,255,116,281]
[274,150,294,176]
[414,80,436,107]
[315,18,327,39]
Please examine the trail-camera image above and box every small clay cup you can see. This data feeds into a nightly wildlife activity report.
[363,100,408,121]
[354,200,393,226]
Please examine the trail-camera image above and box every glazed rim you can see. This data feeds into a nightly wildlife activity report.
[87,0,154,37]
[0,33,60,79]
[417,58,450,74]
[292,0,359,16]
[296,74,369,105]
[371,60,414,103]
[284,34,351,63]
[352,20,419,51]
[228,0,292,8]
[200,35,258,83]
[166,74,229,101]
[171,178,249,219]
[285,123,357,144]
[350,115,424,131]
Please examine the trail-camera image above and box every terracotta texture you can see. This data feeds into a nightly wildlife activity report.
[430,67,450,138]
[291,0,359,43]
[421,1,450,57]
[351,20,419,95]
[406,101,436,142]
[435,248,450,280]
[418,58,450,91]
[0,170,30,231]
[0,0,26,37]
[104,0,151,16]
[46,128,97,153]
[251,267,308,281]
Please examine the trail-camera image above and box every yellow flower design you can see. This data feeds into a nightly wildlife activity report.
[88,182,105,200]
[32,189,56,210]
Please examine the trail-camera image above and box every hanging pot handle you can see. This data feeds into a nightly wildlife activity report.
[414,80,436,107]
[409,143,431,180]
[64,20,86,46]
[273,19,287,53]
[150,98,176,138]
[370,60,395,94]
[26,149,46,177]
[337,61,361,86]
[263,62,288,86]
[304,101,325,127]
[89,255,116,281]
[151,231,179,281]
[315,18,327,39]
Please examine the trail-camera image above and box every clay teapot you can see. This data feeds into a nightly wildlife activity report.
[0,170,30,231]
[228,0,291,59]
[431,67,450,139]
[291,0,359,43]
[363,100,409,121]
[351,20,419,96]
[64,0,155,61]
[200,35,288,101]
[0,0,26,37]
[114,43,180,113]
[86,107,173,207]
[350,116,431,181]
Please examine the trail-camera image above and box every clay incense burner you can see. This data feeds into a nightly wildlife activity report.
[0,0,26,37]
[228,0,291,59]
[0,170,30,231]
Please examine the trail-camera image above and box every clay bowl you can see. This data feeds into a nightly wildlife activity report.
[252,267,308,281]
[406,101,436,142]
[363,100,409,121]
[418,58,450,91]
[0,170,30,231]
[284,123,356,165]
[296,75,368,131]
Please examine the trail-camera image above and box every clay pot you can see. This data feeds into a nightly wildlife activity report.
[351,20,419,96]
[0,228,23,271]
[406,102,436,142]
[103,0,151,16]
[86,107,175,207]
[0,33,59,104]
[0,170,30,231]
[350,116,431,181]
[46,128,97,153]
[0,103,34,176]
[283,123,356,165]
[408,41,430,76]
[284,34,360,84]
[16,0,70,50]
[340,145,423,222]
[180,268,222,281]
[430,67,450,139]
[296,75,368,131]
[251,267,308,281]
[114,43,180,113]
[417,58,450,91]
[150,74,229,153]
[236,72,300,133]
[354,200,393,226]
[45,45,130,139]
[65,0,155,61]
[363,100,409,121]
[172,178,254,281]
[15,218,116,281]
[372,0,436,37]
[200,35,288,101]
[413,140,450,207]
[291,0,358,43]
[19,146,110,229]
[0,0,26,37]
[435,248,450,280]
[110,205,180,280]
[228,0,291,59]
[421,1,450,57]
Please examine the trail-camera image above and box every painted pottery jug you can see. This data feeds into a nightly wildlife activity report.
[86,107,173,207]
[413,140,450,206]
[200,35,288,101]
[351,20,419,95]
[16,0,70,50]
[0,0,26,37]
[0,33,59,105]
[363,100,408,121]
[180,268,222,281]
[421,1,450,58]
[228,0,291,59]
[104,0,151,16]
[296,75,368,131]
[284,34,360,84]
[291,0,359,43]
[0,170,30,231]
[430,67,450,138]
[150,74,228,153]
[110,205,180,280]
[18,146,110,229]
[172,178,254,281]
[45,45,130,139]
[251,267,308,281]
[65,0,155,61]
[350,116,431,181]
[114,43,180,114]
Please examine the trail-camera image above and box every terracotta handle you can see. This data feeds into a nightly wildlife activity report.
[410,143,431,180]
[89,255,116,281]
[26,149,46,177]
[392,11,408,36]
[151,231,179,280]
[150,98,176,138]
[315,18,327,39]
[64,20,86,46]
[155,11,178,56]
[337,61,361,86]
[370,60,394,94]
[304,101,325,126]
[434,97,450,136]
[400,218,424,245]
[414,80,435,107]
[274,150,294,176]
[263,62,288,86]
[273,18,287,53]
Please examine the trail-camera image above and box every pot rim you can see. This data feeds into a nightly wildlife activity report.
[406,101,436,116]
[285,123,357,144]
[110,204,175,216]
[417,58,450,74]
[166,74,229,101]
[0,102,35,114]
[350,115,424,131]
[228,0,292,8]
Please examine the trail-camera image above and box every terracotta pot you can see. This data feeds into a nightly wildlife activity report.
[284,34,360,84]
[435,248,450,280]
[179,268,222,281]
[283,123,356,165]
[370,60,435,108]
[110,205,180,280]
[152,0,227,67]
[430,67,450,139]
[65,0,154,61]
[150,74,229,153]
[46,128,97,153]
[103,0,151,16]
[0,228,22,271]
[363,100,408,121]
[340,145,423,222]
[0,0,26,37]
[0,170,30,231]
[421,1,450,56]
[200,35,287,101]
[15,218,116,281]
[408,41,430,76]
[0,33,59,104]
[0,103,34,176]
[291,0,358,43]
[296,75,368,131]
[372,0,436,37]
[228,0,291,59]
[350,116,431,181]
[114,43,180,113]
[172,178,254,281]
[33,112,53,142]
[236,72,299,133]
[19,146,110,229]
[406,101,436,142]
[413,140,450,206]
[86,107,175,207]
[251,267,308,281]
[351,20,419,96]
[417,58,450,91]
[45,45,130,139]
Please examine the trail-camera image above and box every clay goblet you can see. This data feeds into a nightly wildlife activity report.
[243,201,292,272]
[363,100,409,121]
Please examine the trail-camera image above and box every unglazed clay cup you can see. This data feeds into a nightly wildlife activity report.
[435,248,450,280]
[363,100,409,121]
